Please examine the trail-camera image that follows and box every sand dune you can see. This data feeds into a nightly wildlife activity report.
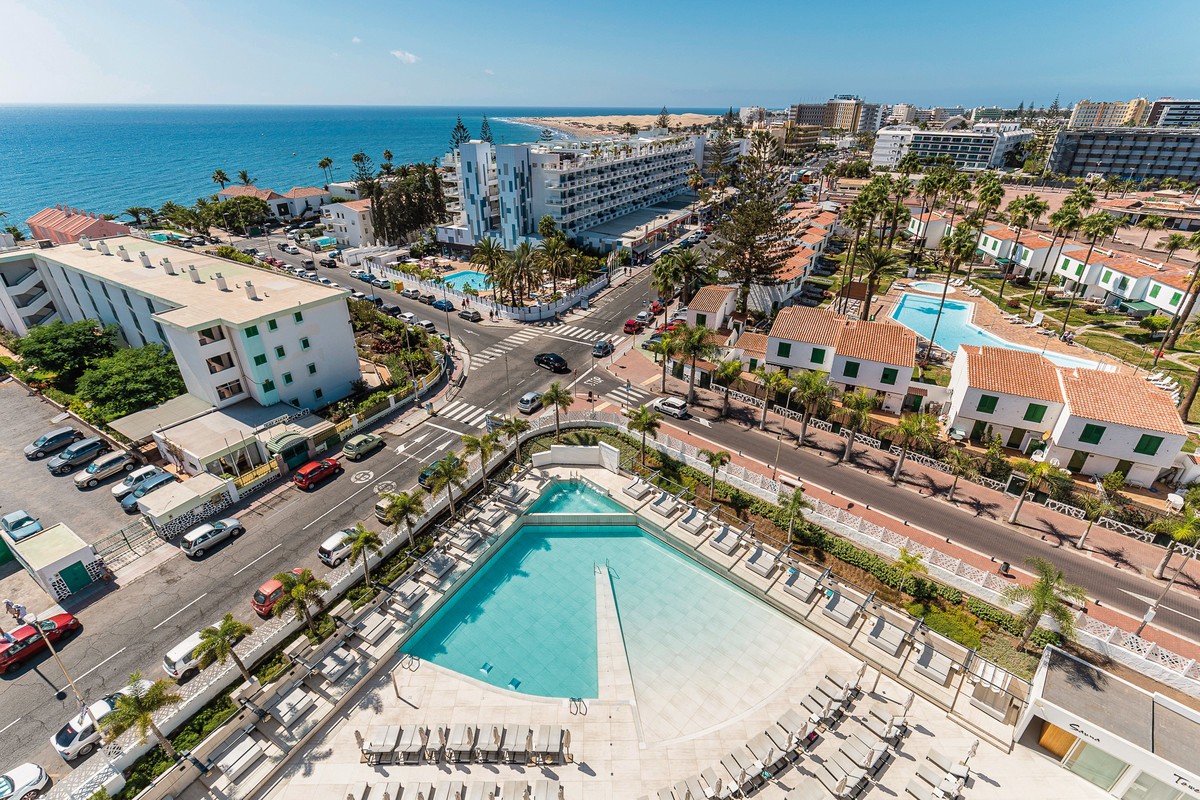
[512,113,718,138]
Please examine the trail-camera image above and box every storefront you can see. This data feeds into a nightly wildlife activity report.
[1017,648,1200,800]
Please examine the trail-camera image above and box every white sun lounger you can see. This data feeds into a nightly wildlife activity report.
[424,552,456,580]
[679,506,709,534]
[746,544,778,578]
[375,782,403,800]
[498,483,530,506]
[452,528,483,553]
[464,784,496,800]
[783,566,822,603]
[913,641,958,685]
[649,491,680,518]
[822,590,861,627]
[436,781,467,799]
[393,581,429,610]
[867,615,910,657]
[501,724,529,764]
[499,780,528,800]
[478,505,508,529]
[445,723,477,763]
[841,732,889,773]
[623,477,653,500]
[708,524,742,555]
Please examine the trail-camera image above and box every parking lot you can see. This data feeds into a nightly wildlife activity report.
[0,380,137,546]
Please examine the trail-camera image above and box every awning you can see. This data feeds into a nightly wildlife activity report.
[267,432,307,454]
[1120,300,1157,313]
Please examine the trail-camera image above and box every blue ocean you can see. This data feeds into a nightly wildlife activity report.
[0,105,723,230]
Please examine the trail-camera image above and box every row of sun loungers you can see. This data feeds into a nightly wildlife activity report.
[496,482,530,507]
[649,490,681,518]
[337,779,561,800]
[360,723,567,768]
[904,747,972,800]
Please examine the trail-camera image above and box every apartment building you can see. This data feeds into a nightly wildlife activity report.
[1144,98,1200,127]
[871,124,1031,171]
[0,236,360,410]
[216,185,331,220]
[1067,98,1149,129]
[1047,128,1200,182]
[946,346,1067,452]
[322,200,376,248]
[26,206,130,244]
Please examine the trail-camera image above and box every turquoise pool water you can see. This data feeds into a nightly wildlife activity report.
[891,292,1101,370]
[526,481,628,514]
[444,270,491,292]
[909,280,954,294]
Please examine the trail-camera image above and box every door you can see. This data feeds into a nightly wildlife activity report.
[970,420,988,441]
[1067,449,1089,473]
[1115,460,1133,477]
[59,561,93,594]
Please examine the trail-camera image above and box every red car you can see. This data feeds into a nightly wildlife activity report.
[252,568,304,616]
[663,321,684,333]
[649,300,665,314]
[623,319,643,334]
[292,458,342,490]
[0,613,80,674]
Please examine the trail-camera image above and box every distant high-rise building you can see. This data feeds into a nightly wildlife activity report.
[872,123,1032,171]
[790,102,827,127]
[1067,98,1149,128]
[888,104,918,124]
[739,106,768,124]
[1049,128,1200,181]
[971,107,1007,123]
[1144,98,1200,127]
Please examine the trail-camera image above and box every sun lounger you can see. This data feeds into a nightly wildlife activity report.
[393,581,429,610]
[746,544,778,578]
[905,776,936,800]
[445,723,478,763]
[700,766,734,799]
[498,483,530,506]
[354,610,391,646]
[786,784,827,800]
[679,506,709,534]
[501,724,529,764]
[840,732,889,773]
[913,641,958,685]
[649,490,680,518]
[452,528,483,553]
[747,731,789,775]
[498,781,528,800]
[362,724,402,765]
[344,782,368,800]
[465,784,496,800]
[436,781,467,799]
[801,692,837,723]
[708,524,741,555]
[317,650,356,683]
[424,726,446,763]
[532,723,562,765]
[529,780,559,800]
[474,723,504,763]
[397,725,426,764]
[408,783,435,800]
[216,733,266,782]
[478,505,508,529]
[376,782,403,800]
[783,565,822,603]
[927,748,970,779]
[866,615,910,657]
[916,760,950,790]
[821,590,861,627]
[814,757,864,798]
[272,684,315,726]
[815,675,853,705]
[777,708,810,739]
[863,704,908,742]
[423,552,456,581]
[623,477,653,500]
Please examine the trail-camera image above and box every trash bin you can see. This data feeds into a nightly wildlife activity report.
[999,561,1010,575]
[425,402,434,415]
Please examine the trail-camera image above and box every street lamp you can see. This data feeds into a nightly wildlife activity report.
[25,610,104,735]
[773,386,799,478]
[1134,549,1196,636]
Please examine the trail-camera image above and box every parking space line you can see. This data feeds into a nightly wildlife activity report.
[0,717,21,736]
[59,647,127,691]
[152,594,210,630]
[232,545,283,577]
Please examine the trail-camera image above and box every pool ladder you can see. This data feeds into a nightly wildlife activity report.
[593,559,611,575]
[569,697,589,716]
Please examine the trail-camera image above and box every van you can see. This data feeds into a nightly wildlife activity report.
[162,629,205,680]
[374,496,393,524]
[654,397,689,418]
[317,528,355,567]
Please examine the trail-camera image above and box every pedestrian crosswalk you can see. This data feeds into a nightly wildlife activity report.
[470,325,626,369]
[607,382,652,407]
[436,399,496,429]
[540,323,624,345]
[471,329,541,368]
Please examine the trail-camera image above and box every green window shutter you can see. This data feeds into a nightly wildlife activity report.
[881,367,898,385]
[1080,423,1106,445]
[777,342,792,358]
[843,360,860,378]
[253,354,267,367]
[1076,264,1084,277]
[976,394,998,413]
[696,313,707,326]
[1149,285,1160,298]
[267,318,278,331]
[294,311,304,323]
[1023,403,1047,423]
[1171,292,1182,306]
[1134,434,1163,456]
[811,347,826,364]
[262,379,275,392]
[245,325,259,338]
[1101,270,1111,284]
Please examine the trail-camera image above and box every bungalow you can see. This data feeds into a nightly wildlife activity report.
[279,187,332,218]
[976,223,1022,265]
[829,319,917,413]
[1144,271,1191,318]
[731,331,768,372]
[1051,244,1108,295]
[1011,231,1068,281]
[687,285,738,330]
[946,346,1066,452]
[216,185,330,221]
[907,210,952,250]
[766,306,842,373]
[26,206,130,244]
[1093,256,1163,309]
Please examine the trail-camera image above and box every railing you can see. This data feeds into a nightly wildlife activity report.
[1075,613,1200,690]
[232,462,279,489]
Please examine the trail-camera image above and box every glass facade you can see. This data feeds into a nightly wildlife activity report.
[1064,742,1129,792]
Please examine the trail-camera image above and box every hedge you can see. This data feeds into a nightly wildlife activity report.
[966,596,1063,648]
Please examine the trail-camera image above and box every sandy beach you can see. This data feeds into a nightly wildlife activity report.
[510,113,719,138]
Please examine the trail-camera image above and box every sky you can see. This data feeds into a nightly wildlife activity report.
[2,0,1198,108]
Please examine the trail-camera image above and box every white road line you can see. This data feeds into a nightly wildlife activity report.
[0,718,22,736]
[232,544,283,576]
[60,648,128,691]
[152,593,210,630]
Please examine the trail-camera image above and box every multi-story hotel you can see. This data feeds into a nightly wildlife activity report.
[1048,127,1200,182]
[436,132,705,250]
[1068,98,1149,129]
[0,236,360,410]
[871,123,1032,171]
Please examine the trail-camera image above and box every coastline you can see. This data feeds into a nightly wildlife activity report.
[510,113,719,139]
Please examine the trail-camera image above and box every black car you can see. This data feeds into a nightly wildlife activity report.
[534,353,569,373]
[319,258,337,268]
[299,221,317,229]
[380,304,403,317]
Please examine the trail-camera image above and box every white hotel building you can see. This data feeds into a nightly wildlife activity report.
[436,132,706,250]
[0,236,361,411]
[872,123,1032,171]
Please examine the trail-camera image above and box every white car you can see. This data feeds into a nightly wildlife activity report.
[0,763,49,797]
[399,287,421,299]
[654,397,689,418]
[635,310,654,325]
[399,311,417,324]
[180,517,244,558]
[51,679,153,760]
[111,465,163,499]
[348,269,367,280]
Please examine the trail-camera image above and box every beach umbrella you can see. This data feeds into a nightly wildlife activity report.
[526,728,535,762]
[963,738,979,765]
[853,661,867,688]
[901,690,915,715]
[563,728,572,762]
[736,769,749,797]
[493,725,502,748]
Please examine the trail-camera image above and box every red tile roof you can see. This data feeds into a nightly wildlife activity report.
[960,345,1063,403]
[284,186,329,198]
[982,224,1021,242]
[690,285,736,314]
[25,207,130,242]
[835,320,916,368]
[769,306,841,346]
[1058,369,1185,436]
[776,248,815,281]
[340,199,373,211]
[219,185,282,201]
[736,332,768,356]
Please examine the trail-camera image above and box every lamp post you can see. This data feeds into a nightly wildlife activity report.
[773,386,798,479]
[26,611,103,735]
[1135,549,1196,636]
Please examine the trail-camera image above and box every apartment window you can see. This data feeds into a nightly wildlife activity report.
[1149,285,1161,298]
[267,318,279,332]
[294,311,304,324]
[776,342,792,359]
[314,388,324,401]
[245,325,259,338]
[198,326,225,345]
[307,363,317,375]
[1023,403,1048,423]
[145,297,155,314]
[1061,257,1071,270]
[262,379,275,393]
[1076,264,1084,277]
[976,394,999,414]
[1101,269,1112,284]
[1080,423,1106,445]
[289,398,299,406]
[300,337,311,351]
[695,313,707,327]
[881,368,898,386]
[811,347,826,364]
[216,380,244,401]
[283,372,293,385]
[253,354,267,367]
[1134,434,1164,456]
[842,360,860,379]
[274,345,286,359]
[1171,292,1182,306]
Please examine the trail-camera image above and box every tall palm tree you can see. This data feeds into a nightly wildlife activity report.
[461,431,500,493]
[671,249,711,304]
[1003,556,1086,650]
[1060,212,1119,335]
[1157,232,1189,264]
[541,381,574,441]
[967,174,1005,279]
[426,450,469,516]
[675,324,717,403]
[1008,459,1066,524]
[211,169,230,189]
[927,220,982,353]
[650,253,682,305]
[470,237,508,299]
[883,413,941,484]
[857,245,902,321]
[779,486,812,542]
[122,207,154,226]
[649,333,681,394]
[348,523,383,586]
[892,546,929,592]
[381,490,424,543]
[1074,495,1115,550]
[997,194,1048,301]
[317,157,334,183]
[1150,507,1200,579]
[509,241,538,306]
[1027,204,1082,317]
[700,448,731,498]
[837,388,880,463]
[627,404,663,465]
[751,366,791,430]
[536,235,572,297]
[500,416,532,468]
[791,369,836,447]
[273,568,330,639]
[102,672,182,761]
[943,447,979,503]
[236,170,253,186]
[710,357,744,418]
[1136,214,1166,248]
[836,201,872,313]
[196,614,255,683]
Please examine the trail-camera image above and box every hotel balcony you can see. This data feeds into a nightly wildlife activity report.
[0,267,41,294]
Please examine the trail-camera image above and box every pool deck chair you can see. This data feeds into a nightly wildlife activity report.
[679,506,710,534]
[393,581,429,611]
[499,781,528,800]
[452,528,484,554]
[464,784,496,800]
[375,782,403,800]
[435,781,467,799]
[841,731,890,774]
[913,641,958,686]
[361,724,401,765]
[623,477,653,500]
[863,704,908,743]
[649,490,680,518]
[498,482,530,507]
[821,590,864,628]
[866,613,913,658]
[801,692,838,724]
[478,505,508,529]
[424,552,456,581]
[529,779,561,800]
[708,524,742,555]
[905,776,938,800]
[814,755,866,798]
[746,544,779,578]
[474,724,504,763]
[445,723,478,763]
[701,766,734,799]
[397,725,426,764]
[783,565,825,604]
[501,724,529,764]
[786,784,827,800]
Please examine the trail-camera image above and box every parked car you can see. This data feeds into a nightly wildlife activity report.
[649,300,664,314]
[74,451,138,489]
[52,678,153,760]
[282,244,300,255]
[241,247,260,257]
[458,308,482,322]
[0,763,49,799]
[418,455,460,489]
[112,465,163,500]
[1,510,42,542]
[318,277,334,287]
[642,333,664,350]
[399,312,417,324]
[317,528,355,567]
[251,568,304,617]
[24,427,83,459]
[431,298,455,312]
[534,353,569,373]
[654,397,689,418]
[362,295,384,307]
[380,304,403,317]
[180,517,244,558]
[399,287,421,299]
[120,471,178,514]
[351,291,368,301]
[517,391,543,414]
[355,272,376,283]
[342,433,385,461]
[299,221,316,230]
[591,340,614,358]
[623,319,643,334]
[0,613,80,674]
[301,258,315,269]
[292,458,341,490]
[161,627,211,680]
[349,269,367,280]
[416,320,437,335]
[635,310,654,325]
[319,258,337,268]
[418,293,436,305]
[46,437,111,475]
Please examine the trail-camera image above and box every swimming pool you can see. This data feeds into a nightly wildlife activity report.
[443,270,492,292]
[891,292,1102,370]
[526,480,628,514]
[909,280,955,294]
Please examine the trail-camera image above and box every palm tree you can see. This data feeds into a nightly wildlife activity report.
[236,170,253,186]
[500,416,532,468]
[348,523,383,586]
[884,413,941,484]
[461,431,501,493]
[122,207,154,226]
[1157,232,1189,263]
[1136,214,1166,248]
[967,175,1005,278]
[892,547,928,592]
[855,245,902,322]
[700,448,731,498]
[1150,507,1200,579]
[779,486,812,542]
[627,404,663,465]
[789,369,836,447]
[1060,213,1120,335]
[671,249,711,304]
[102,672,182,761]
[710,358,744,418]
[997,194,1048,301]
[470,237,508,298]
[381,490,424,543]
[273,568,330,639]
[943,447,979,503]
[1164,239,1200,349]
[541,382,574,441]
[536,235,572,297]
[650,253,682,305]
[426,450,469,516]
[196,614,255,683]
[837,388,880,463]
[509,241,538,306]
[926,221,981,353]
[1074,495,1115,550]
[752,366,791,430]
[649,333,681,394]
[318,157,334,183]
[1027,204,1082,317]
[1003,557,1086,650]
[1007,459,1066,524]
[675,324,717,403]
[211,169,230,189]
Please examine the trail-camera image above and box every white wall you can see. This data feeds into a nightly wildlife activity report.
[945,361,1064,450]
[830,354,912,413]
[1047,414,1185,485]
[765,336,834,373]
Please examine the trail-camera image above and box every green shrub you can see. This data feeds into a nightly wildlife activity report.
[935,583,963,605]
[966,596,1023,637]
[906,602,983,649]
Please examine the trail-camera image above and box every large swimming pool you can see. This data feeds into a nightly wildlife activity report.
[891,292,1102,370]
[443,270,492,292]
[526,480,628,514]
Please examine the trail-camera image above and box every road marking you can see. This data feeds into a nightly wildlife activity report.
[411,433,429,445]
[394,443,407,454]
[690,417,712,427]
[423,421,468,437]
[1161,604,1200,625]
[60,648,128,691]
[374,480,397,494]
[152,594,210,630]
[350,470,375,484]
[1118,588,1154,604]
[232,544,283,576]
[0,718,21,736]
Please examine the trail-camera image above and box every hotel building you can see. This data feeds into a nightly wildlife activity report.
[872,124,1032,171]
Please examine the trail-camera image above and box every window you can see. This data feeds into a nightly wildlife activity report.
[811,347,826,364]
[267,318,279,331]
[1134,434,1163,456]
[842,360,860,379]
[976,394,998,413]
[776,342,792,358]
[262,379,275,392]
[216,380,244,401]
[198,326,225,345]
[1149,284,1161,298]
[283,372,293,385]
[307,363,317,375]
[245,325,259,338]
[300,337,311,351]
[275,346,286,359]
[293,311,304,324]
[1171,291,1182,306]
[881,367,898,385]
[1023,403,1048,423]
[314,388,324,401]
[253,354,267,367]
[695,313,707,327]
[1075,264,1084,277]
[1080,423,1106,444]
[1101,269,1112,284]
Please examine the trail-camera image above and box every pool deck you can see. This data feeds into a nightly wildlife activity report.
[230,466,1112,800]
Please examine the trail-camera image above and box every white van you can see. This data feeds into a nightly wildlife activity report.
[162,629,205,680]
[317,528,355,567]
[654,397,689,418]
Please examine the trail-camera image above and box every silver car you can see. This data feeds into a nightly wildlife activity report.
[74,451,138,489]
[112,465,164,499]
[180,517,244,558]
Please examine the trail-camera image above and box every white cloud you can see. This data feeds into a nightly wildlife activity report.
[483,68,495,76]
[390,49,420,64]
[351,36,361,44]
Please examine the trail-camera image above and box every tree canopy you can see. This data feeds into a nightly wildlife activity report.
[76,344,186,419]
[449,115,472,149]
[479,115,494,144]
[16,319,118,387]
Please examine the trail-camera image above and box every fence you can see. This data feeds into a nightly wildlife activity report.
[1075,613,1200,693]
[94,519,162,572]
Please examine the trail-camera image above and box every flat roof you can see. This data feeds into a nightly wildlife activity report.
[139,473,227,518]
[10,523,90,569]
[583,198,696,239]
[7,235,349,331]
[108,393,214,443]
